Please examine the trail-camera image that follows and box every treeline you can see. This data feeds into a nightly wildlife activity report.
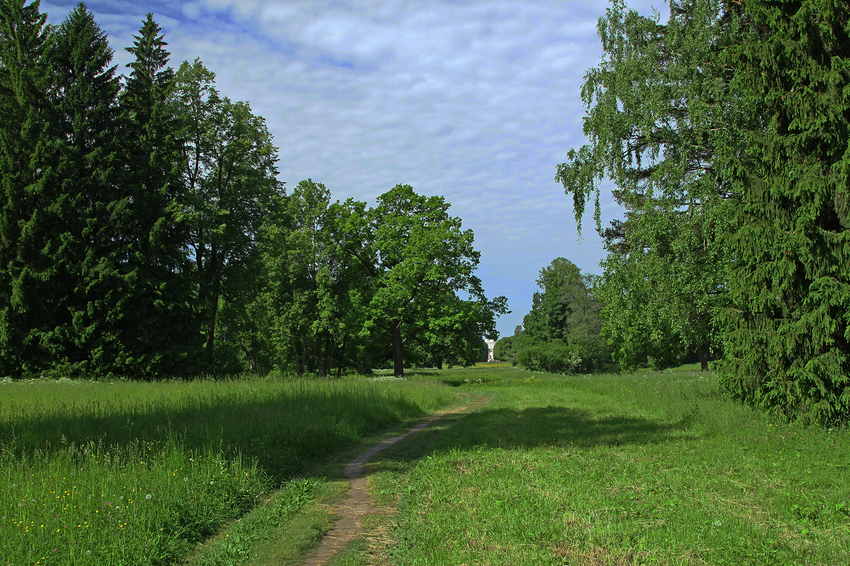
[0,1,506,378]
[495,257,613,374]
[558,0,849,423]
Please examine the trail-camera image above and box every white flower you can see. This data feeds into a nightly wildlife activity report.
[145,494,152,500]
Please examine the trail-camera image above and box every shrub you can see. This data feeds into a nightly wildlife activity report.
[516,344,582,374]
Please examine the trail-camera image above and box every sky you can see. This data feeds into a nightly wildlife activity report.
[44,0,667,338]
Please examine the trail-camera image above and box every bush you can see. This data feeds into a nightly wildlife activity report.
[516,344,582,374]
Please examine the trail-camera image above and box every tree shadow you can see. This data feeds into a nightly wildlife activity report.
[0,390,429,481]
[369,403,693,471]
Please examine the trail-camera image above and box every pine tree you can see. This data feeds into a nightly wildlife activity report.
[716,0,850,423]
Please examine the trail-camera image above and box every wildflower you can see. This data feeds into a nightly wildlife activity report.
[145,494,152,500]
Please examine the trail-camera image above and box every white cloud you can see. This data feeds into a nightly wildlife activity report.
[41,0,670,336]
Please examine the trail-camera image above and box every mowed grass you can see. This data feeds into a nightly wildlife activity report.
[363,365,850,565]
[0,375,455,566]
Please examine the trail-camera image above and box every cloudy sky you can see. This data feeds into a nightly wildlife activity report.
[44,0,666,338]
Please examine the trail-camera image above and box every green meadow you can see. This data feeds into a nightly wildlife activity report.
[346,365,850,565]
[3,365,848,565]
[0,376,454,565]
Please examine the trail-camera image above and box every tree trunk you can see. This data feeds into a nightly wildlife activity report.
[700,348,709,372]
[294,336,304,375]
[303,342,314,373]
[204,297,218,366]
[391,322,404,377]
[326,334,334,378]
[316,333,325,377]
[336,336,347,379]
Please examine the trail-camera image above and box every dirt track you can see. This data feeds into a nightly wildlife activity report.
[299,397,486,565]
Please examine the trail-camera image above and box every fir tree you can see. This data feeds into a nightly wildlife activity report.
[47,2,124,375]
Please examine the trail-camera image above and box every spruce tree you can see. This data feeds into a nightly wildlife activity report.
[48,2,123,375]
[116,14,198,377]
[0,0,61,375]
[717,0,850,423]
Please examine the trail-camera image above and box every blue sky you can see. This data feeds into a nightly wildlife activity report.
[44,0,666,338]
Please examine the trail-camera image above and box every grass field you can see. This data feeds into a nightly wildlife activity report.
[0,375,455,565]
[355,364,850,565]
[3,365,848,565]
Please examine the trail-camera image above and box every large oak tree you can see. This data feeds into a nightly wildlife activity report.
[336,184,507,376]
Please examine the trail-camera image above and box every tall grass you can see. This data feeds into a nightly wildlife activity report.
[0,375,454,566]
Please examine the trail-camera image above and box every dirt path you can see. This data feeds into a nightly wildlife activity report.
[299,397,486,566]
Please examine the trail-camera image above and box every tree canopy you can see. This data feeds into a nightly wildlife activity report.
[0,3,507,378]
[497,257,610,373]
[335,184,508,376]
[560,0,850,422]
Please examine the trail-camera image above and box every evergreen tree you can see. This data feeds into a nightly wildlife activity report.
[47,2,123,374]
[116,14,197,377]
[716,0,850,423]
[0,0,60,374]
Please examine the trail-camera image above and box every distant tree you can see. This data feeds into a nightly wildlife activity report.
[520,258,610,372]
[260,179,370,376]
[494,325,524,363]
[715,0,850,423]
[336,184,508,376]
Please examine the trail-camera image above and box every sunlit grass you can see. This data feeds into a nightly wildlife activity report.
[369,365,850,565]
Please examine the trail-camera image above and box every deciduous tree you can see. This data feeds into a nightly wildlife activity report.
[173,58,283,368]
[557,0,746,370]
[336,184,507,376]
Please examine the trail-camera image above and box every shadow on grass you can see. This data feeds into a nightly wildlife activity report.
[371,404,692,471]
[0,391,429,482]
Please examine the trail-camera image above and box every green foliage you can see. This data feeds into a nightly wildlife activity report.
[557,0,744,371]
[173,58,283,370]
[0,0,62,374]
[493,333,516,362]
[335,184,508,376]
[516,343,583,374]
[111,13,199,376]
[512,258,611,372]
[715,0,850,424]
[259,179,372,377]
[0,5,503,379]
[47,4,127,376]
